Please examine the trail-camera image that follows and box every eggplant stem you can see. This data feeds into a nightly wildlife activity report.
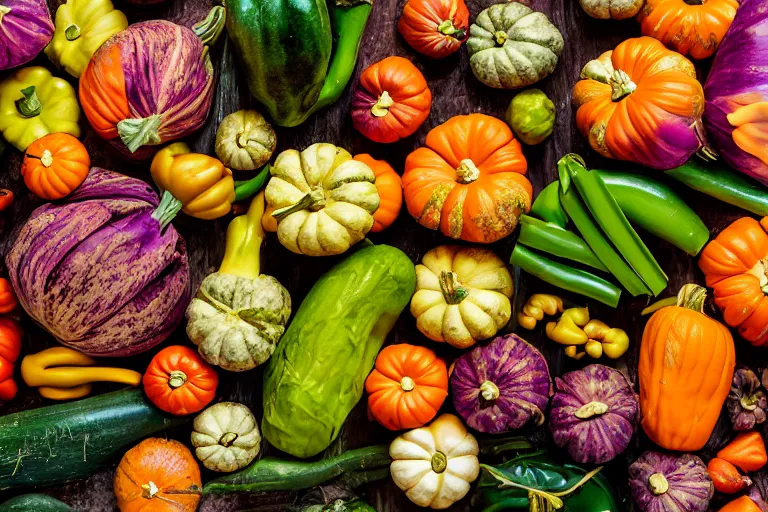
[117,114,162,153]
[193,6,226,46]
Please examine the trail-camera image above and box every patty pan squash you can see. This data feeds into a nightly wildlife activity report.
[192,402,261,472]
[410,245,513,349]
[264,143,379,256]
[186,194,291,372]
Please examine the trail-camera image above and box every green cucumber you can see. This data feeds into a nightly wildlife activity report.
[0,494,73,512]
[0,389,185,490]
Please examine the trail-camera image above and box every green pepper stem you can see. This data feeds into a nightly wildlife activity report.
[233,165,270,203]
[117,114,162,153]
[65,23,81,41]
[193,6,226,46]
[151,190,183,230]
[15,86,42,118]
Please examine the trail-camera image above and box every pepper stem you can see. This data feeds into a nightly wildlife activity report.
[493,30,508,45]
[151,191,183,230]
[15,86,42,118]
[437,19,465,39]
[272,189,326,221]
[167,370,187,389]
[431,451,448,473]
[117,114,162,153]
[456,159,480,183]
[371,91,394,117]
[609,69,637,101]
[193,6,226,46]
[648,473,669,495]
[400,376,415,392]
[439,271,469,304]
[574,401,609,419]
[480,380,500,401]
[65,23,81,41]
[219,432,238,447]
[141,481,160,499]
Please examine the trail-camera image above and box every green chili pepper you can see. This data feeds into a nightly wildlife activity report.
[233,165,270,202]
[666,158,768,216]
[518,215,607,272]
[531,182,568,228]
[560,154,667,296]
[510,245,621,308]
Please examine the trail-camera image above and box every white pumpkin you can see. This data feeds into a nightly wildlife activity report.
[390,414,480,510]
[191,402,261,472]
[578,0,643,19]
[410,245,513,349]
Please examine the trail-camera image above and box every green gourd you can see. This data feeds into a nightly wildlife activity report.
[262,245,416,458]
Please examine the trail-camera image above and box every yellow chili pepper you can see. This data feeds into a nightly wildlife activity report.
[20,347,142,400]
[518,294,563,329]
[545,307,589,345]
[564,346,586,360]
[219,191,265,279]
[551,309,631,360]
[583,319,630,359]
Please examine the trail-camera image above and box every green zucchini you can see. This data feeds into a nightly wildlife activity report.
[0,494,73,512]
[262,245,416,458]
[0,389,185,490]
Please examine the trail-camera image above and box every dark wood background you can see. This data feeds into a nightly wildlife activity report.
[0,0,763,510]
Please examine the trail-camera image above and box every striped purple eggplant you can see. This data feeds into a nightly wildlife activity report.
[549,364,639,464]
[0,0,54,70]
[5,168,190,357]
[79,7,225,159]
[451,333,552,433]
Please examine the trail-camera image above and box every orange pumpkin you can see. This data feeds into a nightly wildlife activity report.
[0,318,22,403]
[402,113,531,243]
[639,284,736,451]
[114,437,201,512]
[699,217,768,346]
[365,344,448,430]
[351,56,432,143]
[572,36,707,170]
[397,0,470,59]
[353,154,402,232]
[0,278,17,314]
[143,346,218,416]
[637,0,739,60]
[22,133,90,200]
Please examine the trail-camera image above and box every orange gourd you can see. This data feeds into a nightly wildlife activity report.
[0,189,13,212]
[708,457,751,494]
[572,36,707,170]
[720,496,763,512]
[114,437,201,512]
[353,154,402,232]
[351,56,432,143]
[22,133,90,200]
[143,346,218,416]
[402,113,531,243]
[365,344,448,430]
[0,318,21,403]
[637,0,739,60]
[639,284,736,451]
[0,278,17,314]
[699,217,768,346]
[397,0,470,59]
[717,431,768,472]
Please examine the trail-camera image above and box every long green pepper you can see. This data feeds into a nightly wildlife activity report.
[530,182,568,228]
[518,215,607,272]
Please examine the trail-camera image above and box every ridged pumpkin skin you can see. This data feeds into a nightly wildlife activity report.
[0,278,18,314]
[397,0,469,59]
[639,287,736,451]
[637,0,739,60]
[0,318,22,402]
[22,133,91,200]
[353,154,402,232]
[699,217,768,346]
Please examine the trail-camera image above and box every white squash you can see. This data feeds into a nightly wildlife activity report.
[390,414,480,509]
[191,402,261,472]
[410,245,513,349]
[578,0,643,19]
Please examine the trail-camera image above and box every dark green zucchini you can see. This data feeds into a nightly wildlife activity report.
[0,494,73,511]
[0,389,185,490]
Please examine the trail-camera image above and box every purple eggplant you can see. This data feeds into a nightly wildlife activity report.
[0,0,53,71]
[629,451,713,512]
[5,168,190,357]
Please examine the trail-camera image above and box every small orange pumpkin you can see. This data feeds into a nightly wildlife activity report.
[637,0,740,60]
[699,217,768,346]
[22,133,90,200]
[639,284,736,451]
[397,0,470,59]
[365,344,448,430]
[353,154,402,232]
[402,113,531,243]
[114,437,202,512]
[0,278,17,314]
[0,318,22,403]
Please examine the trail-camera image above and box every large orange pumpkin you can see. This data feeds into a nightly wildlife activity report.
[0,318,21,403]
[22,133,91,200]
[114,438,201,512]
[639,284,736,451]
[637,0,739,60]
[365,344,448,430]
[572,36,707,170]
[354,154,402,232]
[402,113,531,243]
[699,217,768,346]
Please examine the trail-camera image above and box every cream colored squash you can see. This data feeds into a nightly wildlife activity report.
[191,402,261,472]
[390,414,480,509]
[579,0,643,19]
[215,110,276,171]
[410,245,513,349]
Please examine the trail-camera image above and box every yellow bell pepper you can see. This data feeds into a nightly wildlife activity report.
[0,66,81,151]
[518,294,563,329]
[45,0,128,78]
[20,347,142,400]
[547,307,630,360]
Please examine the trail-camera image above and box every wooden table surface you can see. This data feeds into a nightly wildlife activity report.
[0,0,760,510]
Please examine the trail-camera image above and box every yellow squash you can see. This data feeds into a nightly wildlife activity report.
[45,0,128,78]
[0,66,81,151]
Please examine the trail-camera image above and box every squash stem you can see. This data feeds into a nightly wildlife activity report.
[431,452,447,473]
[493,30,508,45]
[219,432,238,447]
[151,191,183,230]
[609,69,636,101]
[438,19,465,39]
[273,189,326,221]
[456,159,480,183]
[65,23,81,41]
[193,6,226,46]
[648,473,669,495]
[371,91,394,117]
[480,380,500,401]
[574,401,608,419]
[400,376,415,391]
[219,192,265,279]
[677,283,707,313]
[439,271,469,304]
[167,370,187,389]
[117,114,162,153]
[15,86,42,118]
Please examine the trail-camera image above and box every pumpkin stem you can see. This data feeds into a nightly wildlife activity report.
[219,432,238,447]
[151,190,183,230]
[748,259,768,294]
[400,376,416,392]
[167,370,188,389]
[677,283,708,313]
[65,23,81,41]
[609,69,636,101]
[193,6,226,46]
[15,86,42,118]
[456,159,480,184]
[272,188,327,221]
[117,114,162,153]
[141,480,160,499]
[437,19,465,39]
[648,473,669,495]
[439,271,469,304]
[574,401,609,419]
[479,380,500,401]
[493,30,508,45]
[371,90,394,117]
[40,150,53,168]
[431,451,448,473]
